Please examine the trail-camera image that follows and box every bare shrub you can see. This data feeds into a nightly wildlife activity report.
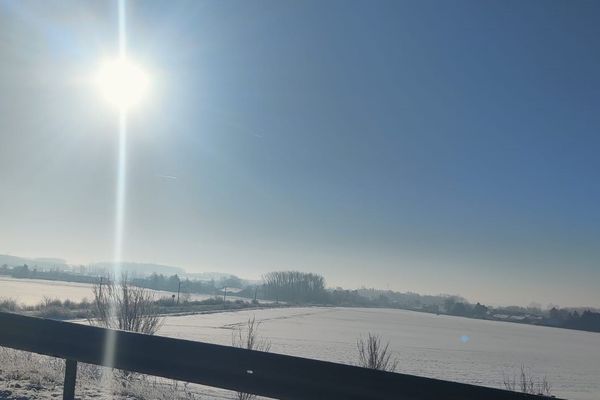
[0,297,19,312]
[39,305,71,319]
[231,316,271,400]
[503,365,552,397]
[356,333,398,372]
[89,275,163,335]
[42,296,63,308]
[88,276,164,386]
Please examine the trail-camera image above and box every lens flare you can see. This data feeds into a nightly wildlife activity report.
[100,1,133,394]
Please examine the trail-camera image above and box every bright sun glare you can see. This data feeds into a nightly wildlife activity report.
[94,57,149,109]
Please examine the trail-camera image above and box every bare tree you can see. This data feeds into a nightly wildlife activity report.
[231,316,271,400]
[503,365,552,397]
[89,275,163,335]
[356,333,398,372]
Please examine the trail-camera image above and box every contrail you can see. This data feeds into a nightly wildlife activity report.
[156,174,177,180]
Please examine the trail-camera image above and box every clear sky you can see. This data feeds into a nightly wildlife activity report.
[1,1,599,307]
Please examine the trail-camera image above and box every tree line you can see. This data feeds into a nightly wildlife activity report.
[261,271,328,303]
[548,307,600,332]
[3,264,599,333]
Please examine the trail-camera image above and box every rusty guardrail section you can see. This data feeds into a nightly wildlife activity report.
[0,311,560,400]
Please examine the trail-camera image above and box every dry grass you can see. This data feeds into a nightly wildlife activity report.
[503,365,553,397]
[0,296,91,319]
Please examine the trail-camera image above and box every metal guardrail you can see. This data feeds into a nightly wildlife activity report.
[0,312,558,400]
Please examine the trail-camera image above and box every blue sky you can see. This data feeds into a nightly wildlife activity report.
[1,1,599,306]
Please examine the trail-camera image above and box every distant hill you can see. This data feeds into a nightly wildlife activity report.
[33,257,67,265]
[0,254,187,277]
[0,254,67,269]
[184,272,236,281]
[91,262,186,277]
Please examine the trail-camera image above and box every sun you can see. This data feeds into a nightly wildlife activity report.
[94,57,150,110]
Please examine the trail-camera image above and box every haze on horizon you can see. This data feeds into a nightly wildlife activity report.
[1,1,599,308]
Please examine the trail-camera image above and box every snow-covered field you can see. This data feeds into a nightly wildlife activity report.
[2,278,600,399]
[0,276,222,306]
[159,307,600,400]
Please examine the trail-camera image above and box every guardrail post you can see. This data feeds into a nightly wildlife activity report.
[63,359,77,400]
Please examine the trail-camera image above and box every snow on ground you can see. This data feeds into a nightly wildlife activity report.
[0,347,250,400]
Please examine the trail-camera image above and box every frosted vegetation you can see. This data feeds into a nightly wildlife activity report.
[0,346,244,399]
